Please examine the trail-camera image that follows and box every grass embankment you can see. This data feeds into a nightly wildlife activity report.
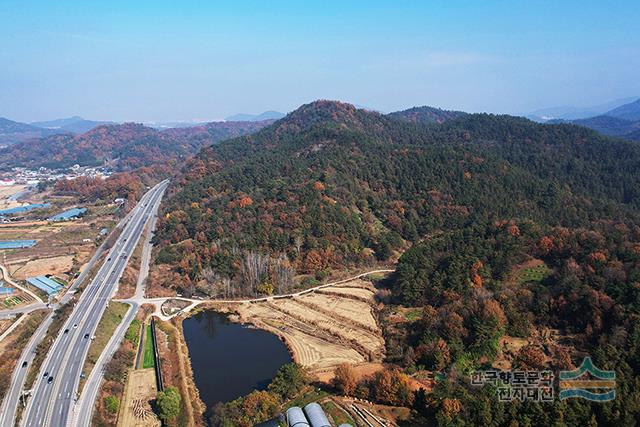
[0,309,48,402]
[156,319,206,426]
[79,301,130,393]
[142,323,156,369]
[287,388,330,408]
[323,400,356,425]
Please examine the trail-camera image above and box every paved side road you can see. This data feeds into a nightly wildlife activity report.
[18,180,169,427]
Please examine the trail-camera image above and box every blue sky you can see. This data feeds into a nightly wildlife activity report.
[1,1,639,122]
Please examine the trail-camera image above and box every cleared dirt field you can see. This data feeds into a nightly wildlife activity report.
[232,278,385,372]
[15,255,75,279]
[299,292,378,330]
[118,368,160,427]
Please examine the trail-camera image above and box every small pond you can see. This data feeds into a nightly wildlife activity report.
[182,310,292,411]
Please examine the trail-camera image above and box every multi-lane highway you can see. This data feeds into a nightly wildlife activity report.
[72,184,164,427]
[0,187,145,427]
[19,180,168,427]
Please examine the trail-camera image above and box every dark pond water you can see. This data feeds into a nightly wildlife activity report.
[182,310,292,410]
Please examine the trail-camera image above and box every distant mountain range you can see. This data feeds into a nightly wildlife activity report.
[2,97,638,171]
[0,113,282,147]
[0,119,274,170]
[606,99,640,121]
[225,111,285,122]
[30,116,116,134]
[0,116,116,146]
[527,96,638,122]
[0,117,59,146]
[0,104,466,171]
[544,98,640,142]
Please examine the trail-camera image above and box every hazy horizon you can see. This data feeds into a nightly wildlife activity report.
[2,1,639,122]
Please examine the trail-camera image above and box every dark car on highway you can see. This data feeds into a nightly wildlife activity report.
[22,361,27,368]
[47,376,53,384]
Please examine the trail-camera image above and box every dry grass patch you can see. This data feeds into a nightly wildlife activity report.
[80,302,130,393]
[118,369,160,427]
[17,255,75,279]
[230,277,385,373]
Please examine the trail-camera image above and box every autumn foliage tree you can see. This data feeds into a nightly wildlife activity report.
[332,363,357,395]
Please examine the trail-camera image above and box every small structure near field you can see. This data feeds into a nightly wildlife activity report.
[48,207,87,221]
[287,403,336,427]
[26,275,62,295]
[286,407,309,427]
[303,403,331,427]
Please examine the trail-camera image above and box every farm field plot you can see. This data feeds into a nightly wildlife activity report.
[3,295,26,308]
[17,255,75,279]
[118,368,160,427]
[0,184,29,210]
[319,281,376,299]
[270,298,383,355]
[231,278,385,373]
[298,292,378,330]
[0,318,14,335]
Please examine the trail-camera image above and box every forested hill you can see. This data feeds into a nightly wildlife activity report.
[155,100,640,425]
[387,105,466,124]
[0,120,272,170]
[156,100,640,287]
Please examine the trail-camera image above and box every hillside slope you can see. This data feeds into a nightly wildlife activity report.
[548,114,640,142]
[0,117,60,146]
[606,98,640,121]
[156,100,640,287]
[154,100,640,426]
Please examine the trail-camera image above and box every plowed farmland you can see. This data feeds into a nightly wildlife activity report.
[231,279,385,372]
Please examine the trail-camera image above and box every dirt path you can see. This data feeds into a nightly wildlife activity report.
[0,264,42,303]
[121,269,394,321]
